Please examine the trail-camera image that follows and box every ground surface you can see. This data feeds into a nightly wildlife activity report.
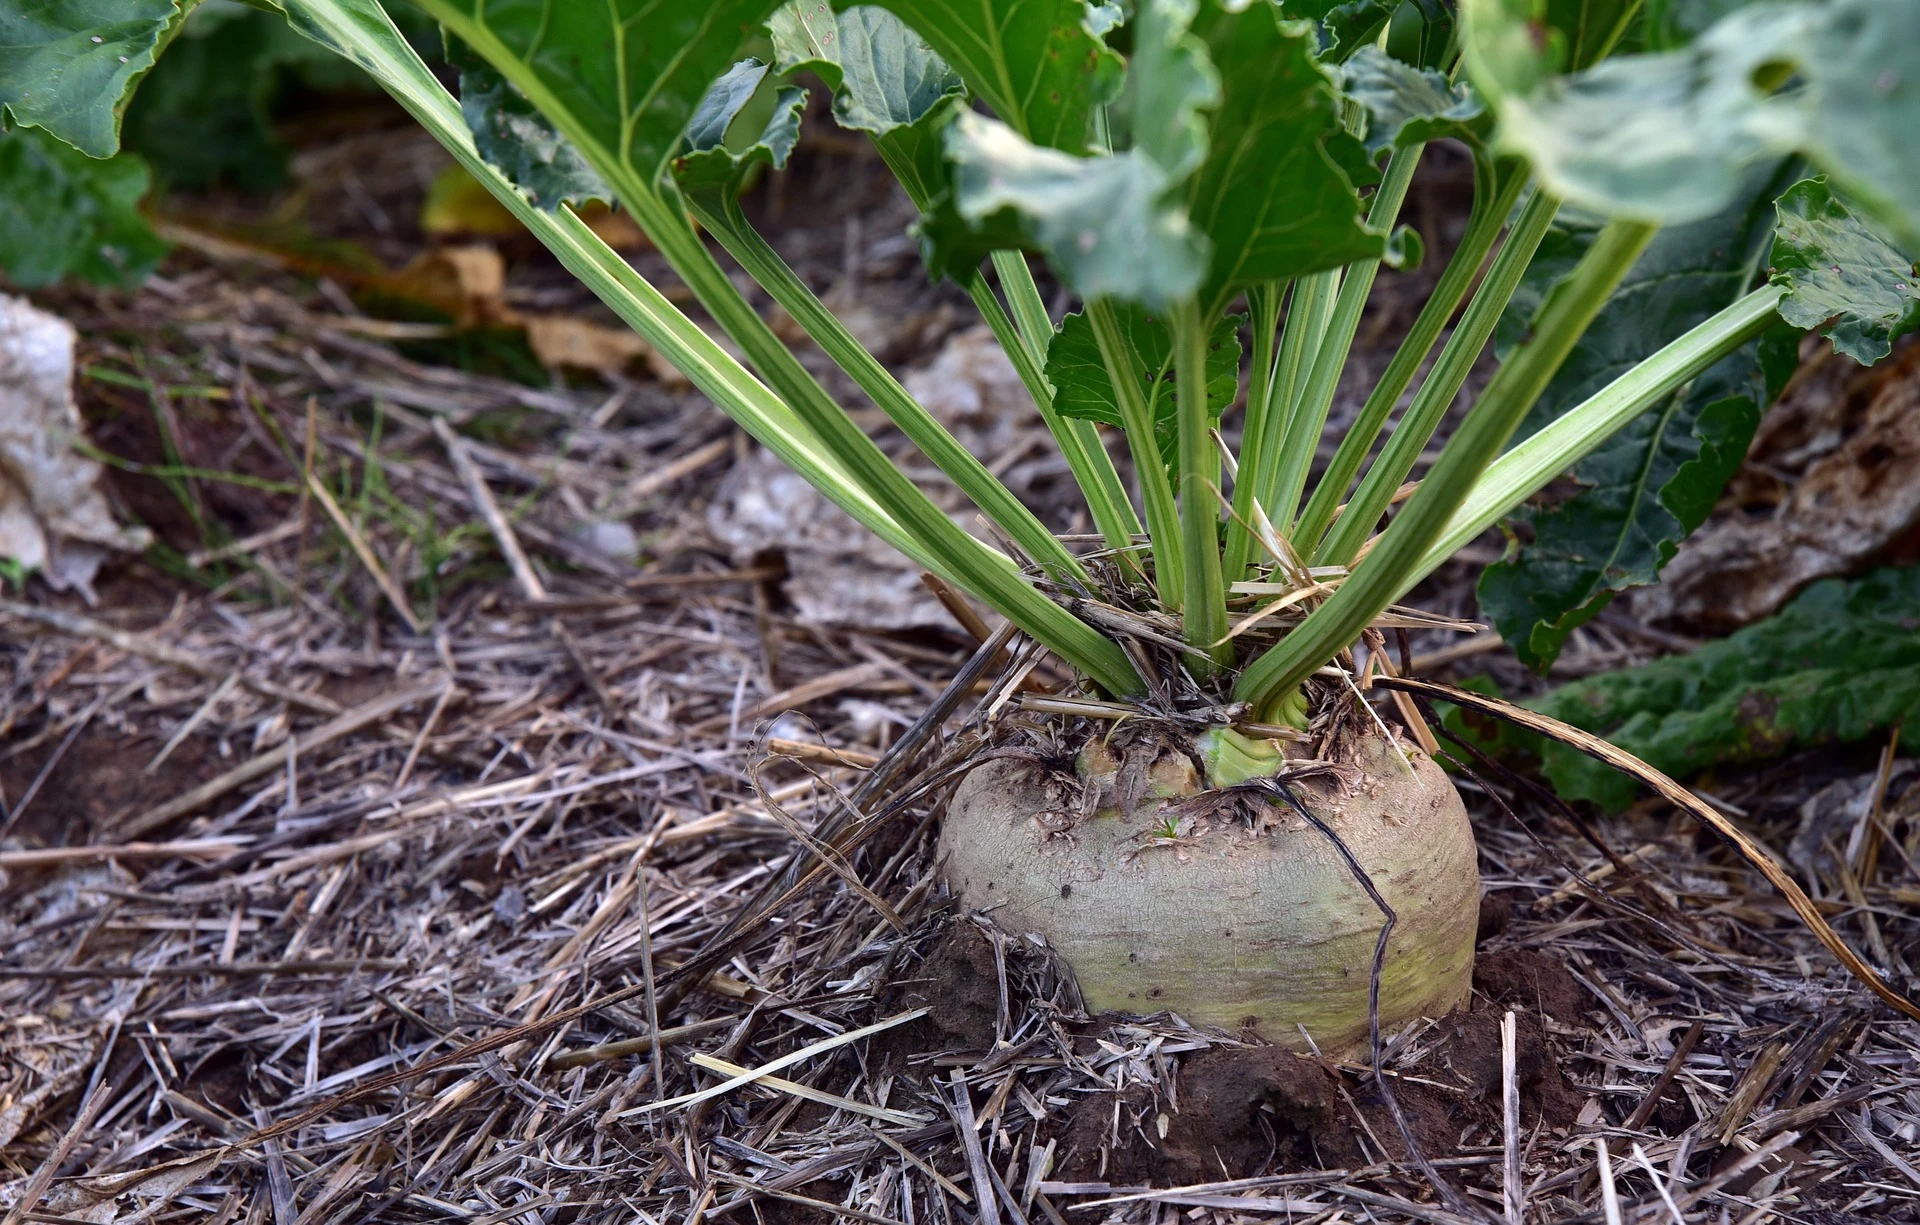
[3,91,1919,1225]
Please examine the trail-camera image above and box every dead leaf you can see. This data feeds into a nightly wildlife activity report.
[1640,338,1920,631]
[385,245,516,329]
[419,164,648,250]
[523,314,684,386]
[0,296,153,601]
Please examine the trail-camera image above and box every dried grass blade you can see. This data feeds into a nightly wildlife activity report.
[619,1008,928,1118]
[1382,676,1920,1024]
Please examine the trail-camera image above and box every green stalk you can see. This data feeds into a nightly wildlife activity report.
[1235,215,1659,709]
[1219,280,1287,581]
[1088,297,1185,607]
[1294,165,1529,556]
[1173,299,1230,673]
[406,2,1144,695]
[989,251,1142,551]
[688,194,1088,583]
[1229,270,1340,577]
[1410,286,1783,582]
[1265,147,1422,537]
[1315,188,1561,567]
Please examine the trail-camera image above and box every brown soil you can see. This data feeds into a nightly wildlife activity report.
[891,916,1594,1187]
[1473,946,1591,1026]
[0,723,220,847]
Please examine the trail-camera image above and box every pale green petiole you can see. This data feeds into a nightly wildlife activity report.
[1089,298,1185,607]
[1173,299,1230,673]
[1220,279,1288,581]
[1315,188,1562,567]
[688,193,1090,584]
[1227,269,1340,579]
[1236,215,1660,710]
[1266,146,1423,538]
[1294,166,1530,557]
[989,251,1143,553]
[1409,285,1785,584]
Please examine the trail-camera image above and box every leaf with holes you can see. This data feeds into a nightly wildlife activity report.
[1462,0,1920,247]
[1769,176,1920,365]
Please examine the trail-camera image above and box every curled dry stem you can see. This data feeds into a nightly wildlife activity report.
[1377,676,1920,1026]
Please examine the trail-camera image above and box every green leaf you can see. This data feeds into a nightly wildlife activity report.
[445,38,611,209]
[862,0,1119,152]
[946,112,1206,305]
[1184,2,1382,315]
[767,2,964,212]
[1505,567,1920,811]
[119,2,354,191]
[942,0,1218,308]
[1047,304,1243,468]
[1463,0,1920,249]
[1769,176,1920,366]
[769,2,962,136]
[0,125,167,287]
[1478,160,1799,672]
[0,0,201,158]
[1339,44,1488,157]
[672,60,807,199]
[418,0,781,194]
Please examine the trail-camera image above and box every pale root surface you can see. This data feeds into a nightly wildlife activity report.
[939,734,1478,1055]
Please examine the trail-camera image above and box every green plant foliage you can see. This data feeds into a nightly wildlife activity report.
[862,0,1119,153]
[1183,2,1381,315]
[1046,305,1243,468]
[448,40,610,209]
[767,2,962,213]
[1455,567,1920,812]
[943,0,1215,308]
[1463,0,1920,248]
[0,0,200,157]
[427,0,782,194]
[120,2,356,190]
[0,125,167,286]
[1338,45,1487,157]
[770,3,960,135]
[1769,177,1920,365]
[672,60,806,199]
[1477,160,1802,671]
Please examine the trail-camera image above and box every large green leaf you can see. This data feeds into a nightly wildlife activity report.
[945,112,1207,306]
[942,0,1217,307]
[447,39,610,209]
[1463,0,1920,248]
[769,3,960,136]
[1458,567,1920,812]
[1339,44,1488,157]
[1184,1,1381,315]
[1477,161,1800,672]
[0,0,201,158]
[767,2,963,210]
[672,60,806,200]
[1046,304,1243,468]
[414,0,780,194]
[1769,177,1920,366]
[0,125,167,286]
[862,0,1118,153]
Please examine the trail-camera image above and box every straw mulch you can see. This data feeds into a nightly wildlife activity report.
[4,133,1920,1225]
